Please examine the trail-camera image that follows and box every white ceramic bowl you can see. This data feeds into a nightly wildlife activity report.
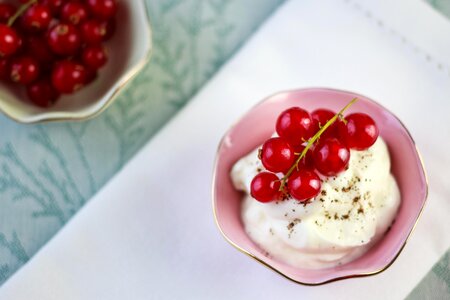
[0,0,152,123]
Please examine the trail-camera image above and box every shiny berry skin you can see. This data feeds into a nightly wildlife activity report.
[47,23,81,56]
[51,61,86,94]
[338,113,379,150]
[21,4,52,32]
[292,144,315,170]
[0,57,10,80]
[0,0,117,103]
[276,107,314,147]
[0,4,16,23]
[80,19,107,44]
[10,56,40,84]
[61,2,89,25]
[24,36,54,64]
[261,137,295,173]
[82,45,107,70]
[311,109,339,139]
[250,172,281,203]
[0,24,21,56]
[86,0,117,20]
[287,169,321,202]
[313,138,350,176]
[27,78,60,107]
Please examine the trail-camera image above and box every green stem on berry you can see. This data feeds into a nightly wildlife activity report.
[279,97,358,192]
[7,0,38,27]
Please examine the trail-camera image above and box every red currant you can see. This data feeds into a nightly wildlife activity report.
[311,109,339,139]
[261,137,295,173]
[276,107,314,147]
[0,24,21,56]
[287,169,321,202]
[292,144,315,170]
[10,56,40,84]
[80,19,107,44]
[21,4,52,33]
[39,0,65,14]
[82,45,107,70]
[0,0,117,106]
[86,0,117,20]
[47,23,81,56]
[313,138,350,176]
[0,4,16,24]
[61,2,89,25]
[24,35,55,64]
[250,172,281,203]
[338,113,379,150]
[51,60,86,94]
[27,78,60,107]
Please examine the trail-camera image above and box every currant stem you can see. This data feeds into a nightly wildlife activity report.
[279,97,358,191]
[7,0,38,27]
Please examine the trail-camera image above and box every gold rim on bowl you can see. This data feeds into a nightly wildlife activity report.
[211,87,428,286]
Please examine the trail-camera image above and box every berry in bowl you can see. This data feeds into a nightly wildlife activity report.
[212,88,427,285]
[0,0,152,123]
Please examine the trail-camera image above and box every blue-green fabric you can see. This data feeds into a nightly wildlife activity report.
[0,0,447,294]
[0,0,285,284]
[427,0,450,18]
[406,251,450,300]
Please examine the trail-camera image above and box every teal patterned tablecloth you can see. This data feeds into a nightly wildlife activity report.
[0,0,448,296]
[428,0,450,18]
[0,0,285,284]
[407,251,450,299]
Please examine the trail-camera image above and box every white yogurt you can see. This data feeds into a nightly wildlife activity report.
[231,137,400,269]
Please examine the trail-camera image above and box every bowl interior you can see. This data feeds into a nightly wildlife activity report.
[0,0,152,123]
[213,88,427,284]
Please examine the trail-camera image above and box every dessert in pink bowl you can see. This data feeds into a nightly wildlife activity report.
[212,88,427,285]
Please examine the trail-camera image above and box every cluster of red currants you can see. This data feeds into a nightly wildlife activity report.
[0,0,117,107]
[250,104,379,203]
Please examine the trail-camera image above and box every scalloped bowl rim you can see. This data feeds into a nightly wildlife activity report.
[0,1,153,124]
[212,87,428,285]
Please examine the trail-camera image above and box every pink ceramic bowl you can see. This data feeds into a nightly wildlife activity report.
[212,88,428,285]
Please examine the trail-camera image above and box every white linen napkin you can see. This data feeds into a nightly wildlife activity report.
[1,0,449,299]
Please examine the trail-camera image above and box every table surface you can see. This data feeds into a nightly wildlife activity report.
[0,0,448,299]
[0,0,448,297]
[0,0,285,284]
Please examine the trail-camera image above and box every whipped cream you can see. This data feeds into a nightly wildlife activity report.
[231,137,400,269]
